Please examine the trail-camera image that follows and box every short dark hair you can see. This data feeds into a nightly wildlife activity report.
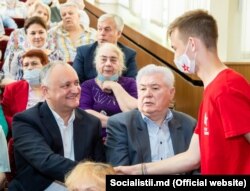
[24,16,47,34]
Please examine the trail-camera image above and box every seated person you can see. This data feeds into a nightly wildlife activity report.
[47,2,96,62]
[0,15,14,42]
[2,49,48,136]
[2,16,64,80]
[0,17,4,38]
[0,15,9,41]
[67,0,90,29]
[42,0,62,23]
[25,0,40,8]
[0,14,17,29]
[3,1,51,64]
[105,64,197,168]
[0,0,27,19]
[79,43,137,137]
[0,127,10,190]
[9,61,105,190]
[65,161,115,191]
[73,13,137,84]
[0,104,8,137]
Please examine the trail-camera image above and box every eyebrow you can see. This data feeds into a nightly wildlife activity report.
[100,55,118,59]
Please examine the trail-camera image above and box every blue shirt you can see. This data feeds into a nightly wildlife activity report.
[142,110,174,162]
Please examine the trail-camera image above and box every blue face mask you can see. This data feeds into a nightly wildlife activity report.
[42,0,52,5]
[23,68,42,86]
[96,74,119,83]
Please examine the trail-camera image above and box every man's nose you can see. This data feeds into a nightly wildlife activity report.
[145,89,153,97]
[71,84,80,93]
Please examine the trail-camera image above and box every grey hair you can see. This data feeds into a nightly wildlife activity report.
[98,13,124,32]
[40,61,69,86]
[60,2,79,14]
[94,43,126,76]
[136,64,175,88]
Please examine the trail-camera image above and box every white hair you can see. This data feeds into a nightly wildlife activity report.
[60,2,79,13]
[98,13,124,32]
[94,43,126,76]
[40,61,69,86]
[136,64,175,88]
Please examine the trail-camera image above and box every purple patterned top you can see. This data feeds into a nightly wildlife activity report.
[79,77,137,116]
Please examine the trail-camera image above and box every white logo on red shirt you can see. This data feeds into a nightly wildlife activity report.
[203,112,209,136]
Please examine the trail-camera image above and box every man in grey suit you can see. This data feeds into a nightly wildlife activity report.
[9,61,105,191]
[105,64,196,167]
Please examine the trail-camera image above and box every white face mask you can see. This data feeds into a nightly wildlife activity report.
[174,42,196,74]
[23,68,42,86]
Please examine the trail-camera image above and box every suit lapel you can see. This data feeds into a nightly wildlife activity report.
[169,114,185,154]
[39,102,64,155]
[135,111,152,163]
[89,42,98,77]
[73,109,86,161]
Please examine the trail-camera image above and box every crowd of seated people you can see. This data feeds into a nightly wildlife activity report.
[3,16,63,81]
[0,0,139,187]
[0,0,27,19]
[2,1,52,66]
[0,1,218,190]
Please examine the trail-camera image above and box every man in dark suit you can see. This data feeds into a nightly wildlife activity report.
[73,13,137,84]
[105,64,196,167]
[9,61,105,191]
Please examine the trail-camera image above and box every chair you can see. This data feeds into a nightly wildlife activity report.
[0,40,8,70]
[12,18,25,28]
[6,138,16,183]
[4,28,14,36]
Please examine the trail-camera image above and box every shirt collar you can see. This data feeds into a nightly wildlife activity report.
[49,106,75,126]
[141,109,173,127]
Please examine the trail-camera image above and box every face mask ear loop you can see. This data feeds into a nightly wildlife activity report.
[184,40,190,54]
[194,51,197,61]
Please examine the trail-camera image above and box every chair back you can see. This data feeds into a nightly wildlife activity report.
[6,138,16,183]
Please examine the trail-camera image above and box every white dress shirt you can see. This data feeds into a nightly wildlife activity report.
[45,108,75,191]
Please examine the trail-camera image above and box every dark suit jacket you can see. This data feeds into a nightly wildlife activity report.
[2,80,28,133]
[105,109,196,166]
[9,102,105,191]
[73,41,137,84]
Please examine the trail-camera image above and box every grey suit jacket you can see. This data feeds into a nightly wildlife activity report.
[105,109,196,166]
[9,102,105,191]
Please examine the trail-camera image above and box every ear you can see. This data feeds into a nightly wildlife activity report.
[117,31,122,38]
[188,37,196,52]
[169,87,175,100]
[41,85,48,98]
